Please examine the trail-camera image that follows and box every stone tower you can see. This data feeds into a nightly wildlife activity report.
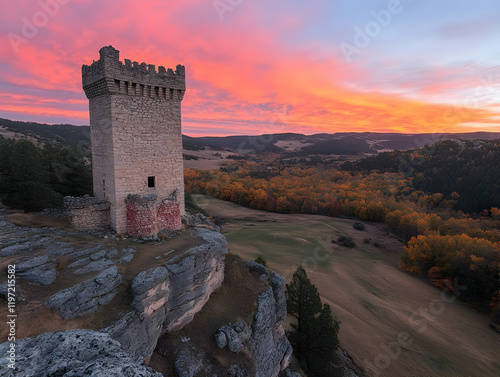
[81,46,186,236]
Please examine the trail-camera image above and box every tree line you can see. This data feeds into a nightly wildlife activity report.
[342,139,500,214]
[0,136,92,211]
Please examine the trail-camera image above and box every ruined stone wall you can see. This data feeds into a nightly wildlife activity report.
[82,46,185,235]
[64,196,110,230]
[125,194,182,237]
[157,200,181,230]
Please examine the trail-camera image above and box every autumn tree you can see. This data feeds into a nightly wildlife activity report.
[399,234,499,308]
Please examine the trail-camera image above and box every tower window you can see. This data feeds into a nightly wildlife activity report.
[148,176,155,188]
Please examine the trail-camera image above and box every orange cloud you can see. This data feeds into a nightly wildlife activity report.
[0,0,499,136]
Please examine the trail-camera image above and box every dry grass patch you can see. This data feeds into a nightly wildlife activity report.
[6,212,71,230]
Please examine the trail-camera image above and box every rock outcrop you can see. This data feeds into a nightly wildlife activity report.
[182,213,221,232]
[158,258,293,377]
[215,321,252,352]
[244,261,292,377]
[45,266,123,319]
[16,255,56,285]
[0,330,162,377]
[104,228,228,361]
[0,210,296,377]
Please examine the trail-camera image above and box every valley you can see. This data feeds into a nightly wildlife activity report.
[194,195,500,377]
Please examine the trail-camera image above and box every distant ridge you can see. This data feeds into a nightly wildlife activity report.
[1,117,499,156]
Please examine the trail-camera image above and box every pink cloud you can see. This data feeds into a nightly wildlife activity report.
[0,0,499,135]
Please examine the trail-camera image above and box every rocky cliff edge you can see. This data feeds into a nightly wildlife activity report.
[0,211,296,376]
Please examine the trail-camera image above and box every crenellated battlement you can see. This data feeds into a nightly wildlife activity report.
[82,46,185,100]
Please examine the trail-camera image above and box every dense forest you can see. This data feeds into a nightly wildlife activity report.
[0,136,92,211]
[185,142,500,313]
[342,139,500,214]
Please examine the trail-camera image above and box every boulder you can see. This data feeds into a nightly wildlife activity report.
[119,253,135,263]
[215,322,251,353]
[215,330,228,348]
[0,329,163,377]
[247,277,292,377]
[182,213,221,232]
[244,260,269,277]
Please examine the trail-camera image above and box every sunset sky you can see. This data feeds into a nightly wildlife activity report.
[1,0,500,136]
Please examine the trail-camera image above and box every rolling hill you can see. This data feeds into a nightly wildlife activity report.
[1,117,499,157]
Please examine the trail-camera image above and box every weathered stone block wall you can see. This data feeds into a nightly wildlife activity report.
[88,94,115,210]
[64,196,110,230]
[83,46,185,235]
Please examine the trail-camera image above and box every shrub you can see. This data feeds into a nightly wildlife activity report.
[337,236,355,248]
[353,222,365,230]
[255,256,267,267]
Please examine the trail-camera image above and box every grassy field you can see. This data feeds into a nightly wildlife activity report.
[193,194,500,377]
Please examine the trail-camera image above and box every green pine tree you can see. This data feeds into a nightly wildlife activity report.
[286,266,344,377]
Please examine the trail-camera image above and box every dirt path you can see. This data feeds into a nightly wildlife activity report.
[194,195,500,377]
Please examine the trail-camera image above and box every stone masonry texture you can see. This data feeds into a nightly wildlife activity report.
[79,46,186,235]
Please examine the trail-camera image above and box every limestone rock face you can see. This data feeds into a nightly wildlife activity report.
[45,266,122,319]
[212,262,293,377]
[105,228,228,361]
[249,285,293,377]
[0,330,162,377]
[246,262,292,377]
